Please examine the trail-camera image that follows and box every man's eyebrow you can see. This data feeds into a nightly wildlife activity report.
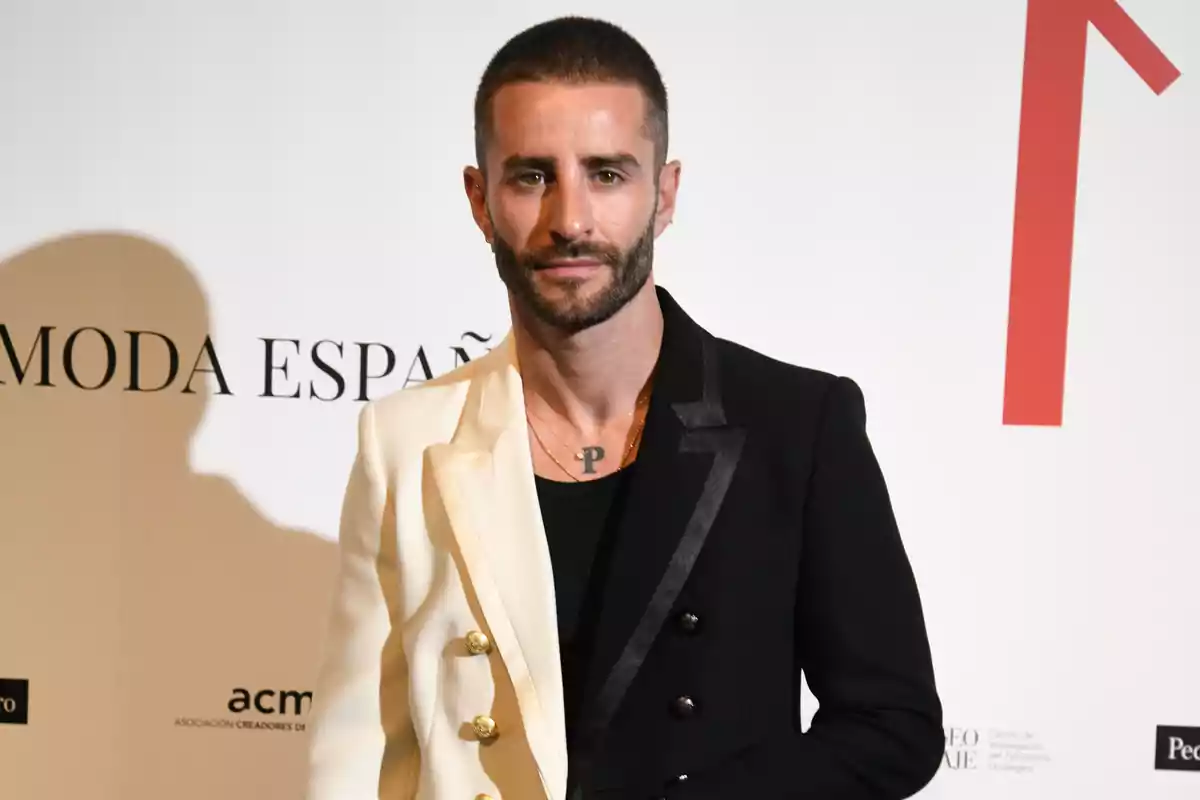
[583,153,641,172]
[499,153,643,173]
[501,154,556,172]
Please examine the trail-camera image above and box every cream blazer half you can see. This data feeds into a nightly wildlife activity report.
[305,334,569,800]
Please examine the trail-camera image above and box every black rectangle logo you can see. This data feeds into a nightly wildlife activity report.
[0,678,29,725]
[1156,725,1200,771]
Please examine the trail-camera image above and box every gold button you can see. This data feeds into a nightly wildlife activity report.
[465,630,492,655]
[475,795,494,800]
[471,714,498,741]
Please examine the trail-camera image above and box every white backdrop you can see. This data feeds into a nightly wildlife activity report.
[1,1,1197,798]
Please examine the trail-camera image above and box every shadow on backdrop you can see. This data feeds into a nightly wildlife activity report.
[0,232,337,800]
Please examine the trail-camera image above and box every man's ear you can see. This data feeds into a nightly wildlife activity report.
[653,159,682,237]
[463,166,493,244]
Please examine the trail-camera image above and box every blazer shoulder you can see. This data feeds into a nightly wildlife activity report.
[710,335,874,429]
[713,335,846,398]
[358,349,491,457]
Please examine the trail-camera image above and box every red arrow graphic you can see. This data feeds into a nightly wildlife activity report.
[1003,0,1181,426]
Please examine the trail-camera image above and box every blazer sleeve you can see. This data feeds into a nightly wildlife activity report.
[306,403,419,799]
[708,376,944,798]
[791,375,943,796]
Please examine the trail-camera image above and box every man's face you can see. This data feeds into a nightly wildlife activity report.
[466,81,678,333]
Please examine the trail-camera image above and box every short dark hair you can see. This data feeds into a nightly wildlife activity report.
[473,16,669,172]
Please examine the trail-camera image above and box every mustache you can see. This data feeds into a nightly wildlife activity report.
[525,241,621,268]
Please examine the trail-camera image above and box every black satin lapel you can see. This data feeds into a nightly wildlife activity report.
[586,427,744,733]
[672,327,726,429]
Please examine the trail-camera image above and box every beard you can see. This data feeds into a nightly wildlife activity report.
[491,215,655,335]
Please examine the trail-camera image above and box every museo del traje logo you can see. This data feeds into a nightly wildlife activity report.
[942,724,1051,774]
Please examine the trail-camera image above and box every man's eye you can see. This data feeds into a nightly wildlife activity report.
[594,170,623,185]
[515,172,546,186]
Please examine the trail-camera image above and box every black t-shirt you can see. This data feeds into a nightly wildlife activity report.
[534,463,636,742]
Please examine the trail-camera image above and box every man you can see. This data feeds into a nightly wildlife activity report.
[306,15,943,800]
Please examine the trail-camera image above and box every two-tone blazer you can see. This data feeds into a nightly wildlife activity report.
[304,285,944,799]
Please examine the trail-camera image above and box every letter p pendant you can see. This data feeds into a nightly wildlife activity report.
[575,445,605,475]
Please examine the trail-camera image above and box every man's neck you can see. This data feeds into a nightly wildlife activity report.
[512,281,663,435]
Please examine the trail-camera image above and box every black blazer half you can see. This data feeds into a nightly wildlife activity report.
[566,285,944,799]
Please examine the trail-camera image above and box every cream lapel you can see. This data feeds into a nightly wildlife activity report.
[426,337,567,800]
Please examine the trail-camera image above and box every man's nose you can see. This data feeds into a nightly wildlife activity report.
[545,176,595,241]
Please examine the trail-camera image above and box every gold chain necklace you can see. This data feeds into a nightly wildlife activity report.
[526,398,649,482]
